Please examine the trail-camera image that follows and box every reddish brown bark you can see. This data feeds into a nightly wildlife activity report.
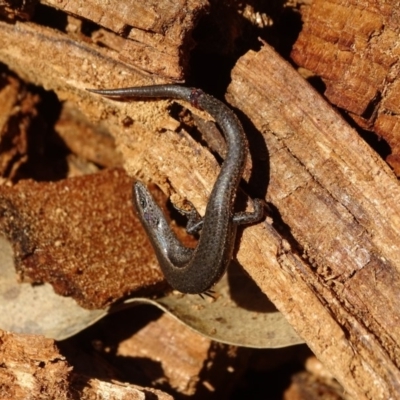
[292,0,400,175]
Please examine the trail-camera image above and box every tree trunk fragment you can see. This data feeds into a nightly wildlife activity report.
[292,0,400,175]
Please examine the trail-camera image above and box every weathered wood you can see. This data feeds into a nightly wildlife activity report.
[292,0,400,175]
[228,44,400,399]
[0,328,174,399]
[0,20,158,93]
[0,0,208,84]
[40,0,208,79]
[284,357,346,400]
[0,329,71,399]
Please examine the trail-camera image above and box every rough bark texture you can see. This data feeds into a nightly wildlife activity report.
[228,44,400,400]
[41,0,208,80]
[0,329,71,399]
[115,311,250,397]
[292,0,400,175]
[0,328,175,399]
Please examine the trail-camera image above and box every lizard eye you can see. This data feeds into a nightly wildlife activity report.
[139,197,147,209]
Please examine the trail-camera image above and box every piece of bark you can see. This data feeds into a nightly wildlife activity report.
[0,328,173,399]
[38,0,208,79]
[118,312,212,395]
[0,21,157,90]
[0,329,71,399]
[227,44,400,399]
[291,0,400,175]
[283,356,347,400]
[0,168,166,309]
[74,379,174,400]
[0,19,165,114]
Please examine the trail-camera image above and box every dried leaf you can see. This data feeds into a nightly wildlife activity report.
[117,262,303,349]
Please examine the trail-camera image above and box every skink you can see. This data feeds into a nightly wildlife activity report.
[88,85,264,294]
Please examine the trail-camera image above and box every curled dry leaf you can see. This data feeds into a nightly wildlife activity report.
[130,262,304,349]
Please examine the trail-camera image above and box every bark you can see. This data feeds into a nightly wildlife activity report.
[115,311,250,397]
[0,328,175,399]
[0,329,71,399]
[292,0,400,175]
[41,0,208,80]
[227,43,400,400]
